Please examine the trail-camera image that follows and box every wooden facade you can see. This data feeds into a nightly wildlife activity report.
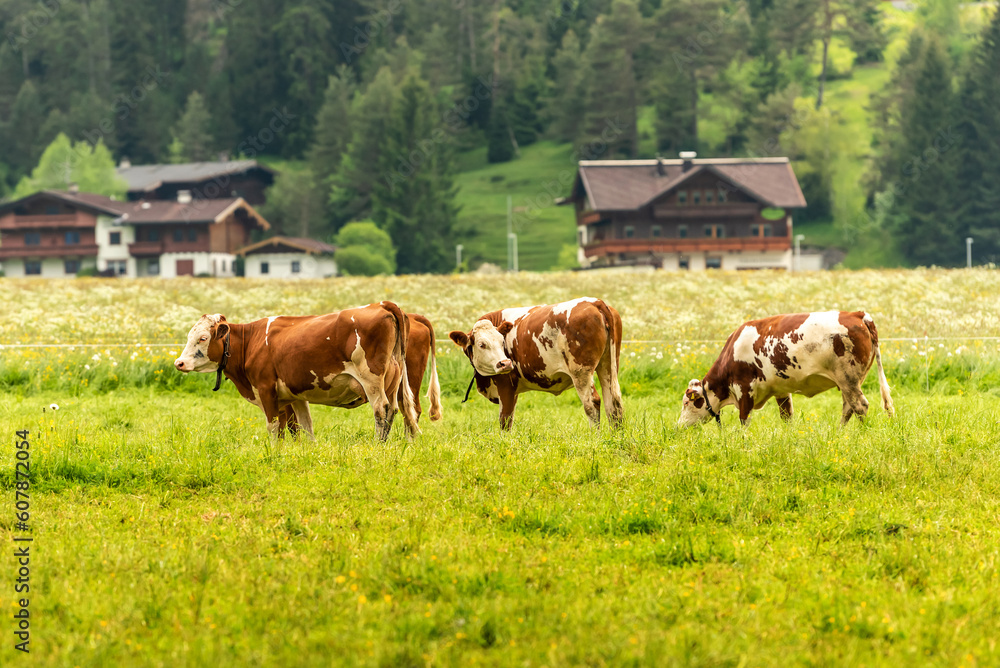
[567,157,807,270]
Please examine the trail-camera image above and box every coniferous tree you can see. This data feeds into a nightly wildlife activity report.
[577,0,644,158]
[891,38,959,266]
[546,30,585,143]
[171,92,214,162]
[953,9,1000,264]
[371,73,458,274]
[330,67,399,228]
[308,67,357,231]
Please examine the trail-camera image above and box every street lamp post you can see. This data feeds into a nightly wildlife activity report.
[794,234,805,272]
[456,244,463,273]
[967,237,973,269]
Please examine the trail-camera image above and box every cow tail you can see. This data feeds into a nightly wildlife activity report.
[414,314,443,421]
[864,313,895,418]
[383,301,421,436]
[591,299,625,424]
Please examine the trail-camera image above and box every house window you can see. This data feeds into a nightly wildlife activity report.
[762,224,772,237]
[148,228,160,242]
[25,261,42,275]
[705,190,714,204]
[108,260,127,276]
[260,261,270,275]
[678,190,687,204]
[751,224,772,238]
[624,225,635,239]
[64,259,79,275]
[108,231,121,245]
[718,189,728,203]
[679,257,690,270]
[706,256,722,269]
[716,225,726,239]
[173,229,184,242]
[147,260,160,276]
[751,224,759,237]
[651,225,662,238]
[221,259,227,272]
[678,225,688,239]
[704,225,713,238]
[291,260,301,274]
[65,231,81,245]
[187,228,197,242]
[25,232,41,245]
[693,191,701,205]
[46,205,60,215]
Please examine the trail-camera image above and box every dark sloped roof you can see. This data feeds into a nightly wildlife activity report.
[236,236,337,256]
[574,158,807,211]
[0,190,128,216]
[59,191,268,228]
[117,160,275,191]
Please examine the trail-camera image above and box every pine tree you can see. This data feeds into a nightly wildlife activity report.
[308,67,357,228]
[6,80,43,176]
[371,73,458,274]
[330,67,400,228]
[577,1,644,158]
[547,30,585,143]
[892,38,959,266]
[171,92,214,162]
[953,9,1000,264]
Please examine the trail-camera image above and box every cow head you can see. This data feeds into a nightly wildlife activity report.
[449,320,515,376]
[677,379,714,427]
[174,314,230,373]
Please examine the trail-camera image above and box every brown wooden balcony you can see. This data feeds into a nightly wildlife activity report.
[128,240,165,256]
[0,214,94,230]
[584,236,790,257]
[0,244,100,259]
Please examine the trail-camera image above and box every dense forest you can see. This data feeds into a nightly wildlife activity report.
[1,0,998,270]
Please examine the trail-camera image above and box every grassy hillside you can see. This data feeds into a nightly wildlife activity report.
[453,142,578,272]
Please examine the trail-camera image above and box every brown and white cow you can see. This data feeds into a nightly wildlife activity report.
[678,310,895,427]
[449,297,624,430]
[403,313,442,423]
[174,301,420,440]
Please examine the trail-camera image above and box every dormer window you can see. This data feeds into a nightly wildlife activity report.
[678,190,687,205]
[705,190,714,204]
[693,191,701,205]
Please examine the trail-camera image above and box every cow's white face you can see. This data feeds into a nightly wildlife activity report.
[449,320,515,376]
[175,314,228,373]
[677,379,714,427]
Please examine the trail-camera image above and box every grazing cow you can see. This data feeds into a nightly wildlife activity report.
[449,297,624,430]
[678,311,895,427]
[174,302,420,440]
[403,313,443,423]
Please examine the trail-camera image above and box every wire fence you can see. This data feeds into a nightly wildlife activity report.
[2,336,1000,350]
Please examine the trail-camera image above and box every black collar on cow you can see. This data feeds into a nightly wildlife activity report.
[702,386,721,424]
[462,374,476,403]
[213,329,231,392]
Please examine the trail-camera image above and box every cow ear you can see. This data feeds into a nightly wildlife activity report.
[498,321,514,337]
[449,331,470,348]
[217,314,227,323]
[215,322,230,340]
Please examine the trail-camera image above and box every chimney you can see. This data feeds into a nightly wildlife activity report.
[119,157,131,169]
[680,151,697,172]
[68,182,79,193]
[655,156,666,176]
[177,190,192,204]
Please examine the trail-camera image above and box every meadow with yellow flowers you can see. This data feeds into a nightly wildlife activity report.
[1,270,999,666]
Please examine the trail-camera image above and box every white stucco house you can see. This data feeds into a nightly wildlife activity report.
[237,236,338,279]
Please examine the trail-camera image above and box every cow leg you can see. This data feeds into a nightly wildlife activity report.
[259,390,284,440]
[289,400,315,441]
[776,396,793,422]
[738,392,755,427]
[403,353,424,424]
[572,373,602,427]
[278,407,299,437]
[355,374,393,441]
[596,353,624,428]
[840,385,870,425]
[497,382,519,431]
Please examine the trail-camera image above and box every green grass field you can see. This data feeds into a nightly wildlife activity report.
[2,271,1000,666]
